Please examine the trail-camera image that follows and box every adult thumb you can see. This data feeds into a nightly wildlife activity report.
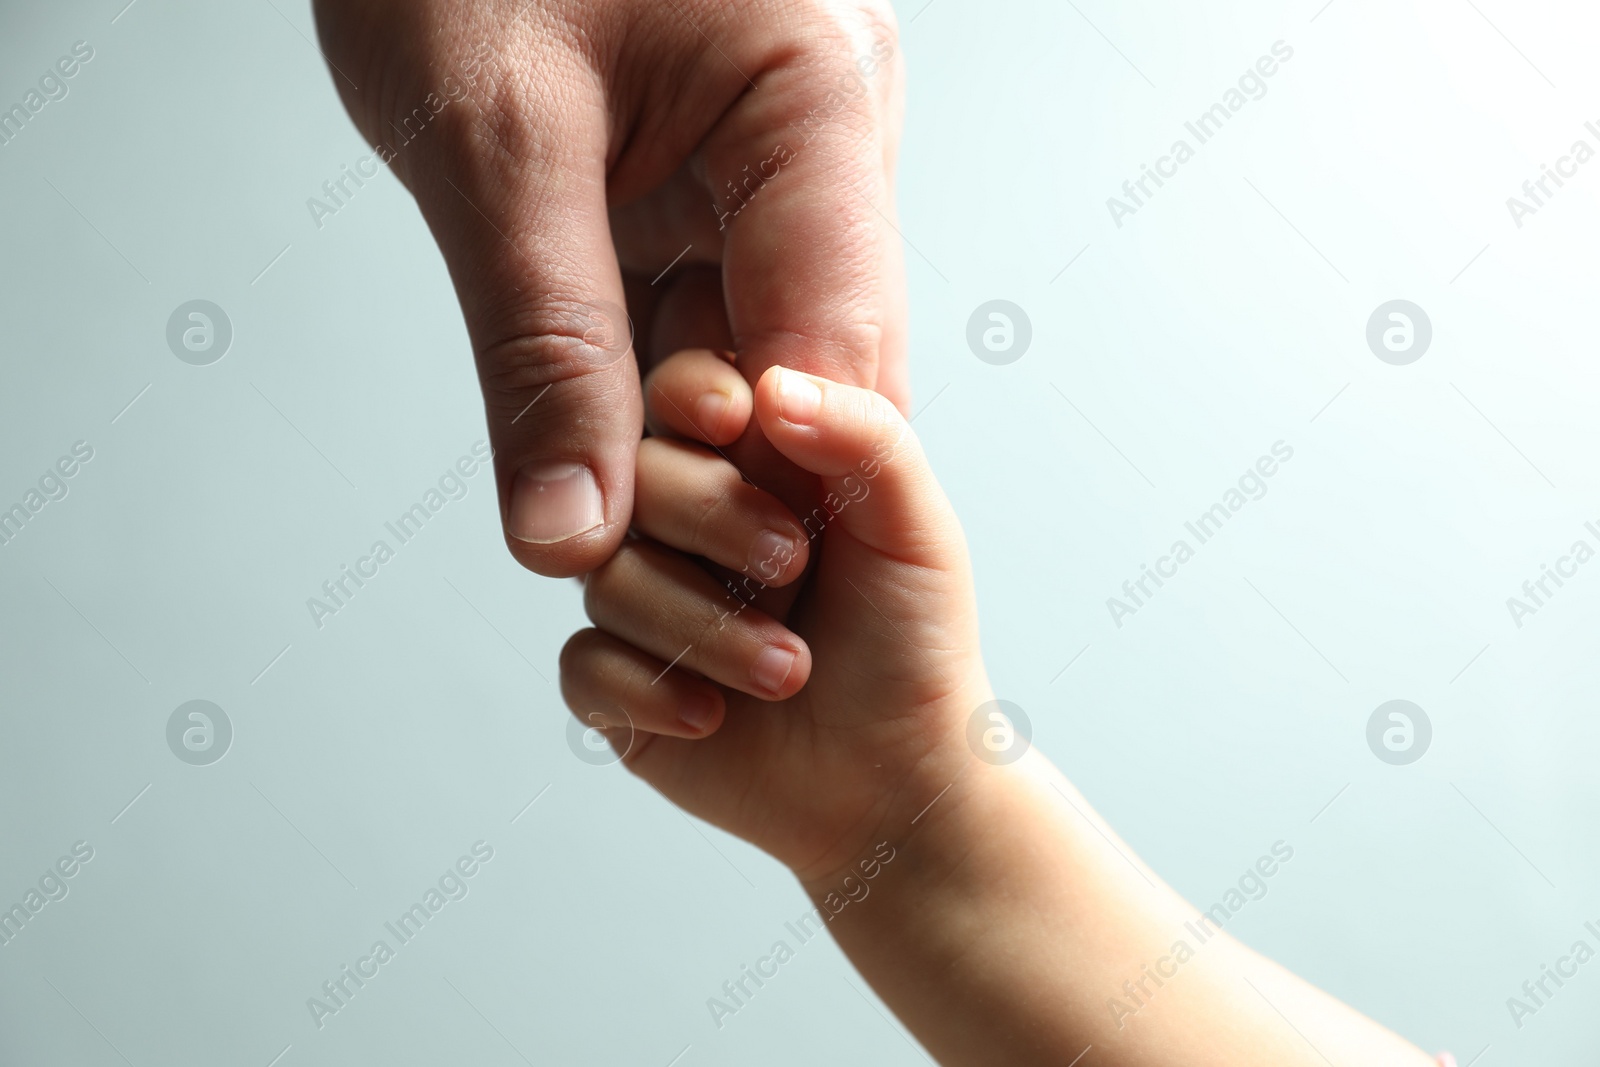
[386,51,638,578]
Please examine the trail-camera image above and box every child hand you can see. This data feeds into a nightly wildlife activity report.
[560,349,993,882]
[561,352,1443,1067]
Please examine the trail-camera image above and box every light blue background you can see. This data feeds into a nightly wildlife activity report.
[2,0,1597,1063]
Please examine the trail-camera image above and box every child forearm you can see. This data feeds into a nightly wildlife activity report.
[568,358,1438,1065]
[805,742,1436,1067]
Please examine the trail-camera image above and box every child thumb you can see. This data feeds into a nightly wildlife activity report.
[753,368,960,570]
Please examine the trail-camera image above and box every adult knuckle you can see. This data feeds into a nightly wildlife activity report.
[474,300,636,421]
[760,321,885,385]
[846,0,899,52]
[787,0,898,99]
[476,295,633,376]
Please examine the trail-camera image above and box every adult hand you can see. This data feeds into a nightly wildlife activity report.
[312,0,908,577]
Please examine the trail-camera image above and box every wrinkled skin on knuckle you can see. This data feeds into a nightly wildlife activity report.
[741,320,884,391]
[780,0,899,92]
[437,51,639,392]
[845,0,900,60]
[474,317,637,431]
[475,293,632,374]
[450,31,590,173]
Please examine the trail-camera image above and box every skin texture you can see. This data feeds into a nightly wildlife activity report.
[564,352,1441,1067]
[569,357,985,882]
[308,6,1442,1059]
[311,0,909,581]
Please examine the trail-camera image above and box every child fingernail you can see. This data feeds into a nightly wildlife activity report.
[695,390,731,437]
[775,369,822,424]
[509,461,605,544]
[751,646,798,695]
[679,694,719,734]
[748,529,797,580]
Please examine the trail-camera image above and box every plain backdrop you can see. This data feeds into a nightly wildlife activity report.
[2,0,1599,1063]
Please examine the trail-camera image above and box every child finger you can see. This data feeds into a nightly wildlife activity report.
[584,539,811,700]
[643,347,752,446]
[559,627,726,739]
[635,437,810,586]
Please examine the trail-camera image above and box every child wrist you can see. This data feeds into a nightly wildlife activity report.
[795,715,1017,903]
